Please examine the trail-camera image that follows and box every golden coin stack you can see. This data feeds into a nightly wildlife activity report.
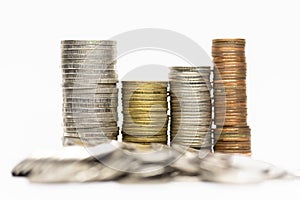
[61,40,119,146]
[169,66,212,149]
[212,38,251,155]
[121,81,169,145]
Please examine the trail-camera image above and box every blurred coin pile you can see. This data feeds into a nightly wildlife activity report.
[169,67,212,149]
[61,40,119,146]
[122,81,169,145]
[212,38,251,155]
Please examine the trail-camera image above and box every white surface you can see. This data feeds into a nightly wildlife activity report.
[0,0,300,199]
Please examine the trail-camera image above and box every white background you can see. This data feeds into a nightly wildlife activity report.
[1,0,299,199]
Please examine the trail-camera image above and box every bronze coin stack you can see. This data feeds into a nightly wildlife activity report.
[121,81,169,145]
[169,66,212,149]
[61,40,119,146]
[212,38,251,155]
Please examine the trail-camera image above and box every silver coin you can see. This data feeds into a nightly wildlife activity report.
[169,76,209,80]
[170,66,211,71]
[62,87,118,93]
[61,48,115,53]
[171,115,211,121]
[63,107,117,112]
[62,84,117,89]
[61,59,115,65]
[171,123,211,127]
[63,122,117,128]
[63,98,118,103]
[63,91,118,97]
[170,99,212,104]
[62,68,116,74]
[64,129,119,134]
[171,130,211,135]
[170,102,211,108]
[170,85,211,90]
[61,40,116,45]
[63,79,118,84]
[170,87,211,92]
[170,90,211,95]
[64,133,118,138]
[63,119,117,125]
[61,51,115,57]
[64,126,118,132]
[170,119,212,124]
[63,98,117,104]
[61,50,115,55]
[63,102,118,108]
[169,71,210,76]
[171,140,211,146]
[64,131,119,137]
[61,63,115,69]
[61,56,115,61]
[63,114,118,121]
[63,89,118,94]
[171,134,212,139]
[171,139,211,145]
[170,126,211,131]
[171,135,211,140]
[62,73,117,78]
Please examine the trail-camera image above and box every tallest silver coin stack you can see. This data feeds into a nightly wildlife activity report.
[61,40,119,146]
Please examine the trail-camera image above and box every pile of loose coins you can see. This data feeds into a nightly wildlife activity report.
[121,81,169,145]
[169,66,212,149]
[61,40,119,146]
[212,38,251,155]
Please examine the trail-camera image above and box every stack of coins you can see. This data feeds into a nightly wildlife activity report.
[122,81,168,145]
[212,38,251,155]
[169,66,212,149]
[61,40,119,146]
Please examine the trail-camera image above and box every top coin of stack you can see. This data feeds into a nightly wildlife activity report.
[61,40,119,146]
[169,66,212,149]
[122,81,169,145]
[212,38,251,155]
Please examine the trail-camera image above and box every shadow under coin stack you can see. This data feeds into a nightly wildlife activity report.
[212,38,251,155]
[61,40,119,146]
[169,67,212,149]
[122,81,169,145]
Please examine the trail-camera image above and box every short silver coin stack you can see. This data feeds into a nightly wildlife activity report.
[169,66,212,149]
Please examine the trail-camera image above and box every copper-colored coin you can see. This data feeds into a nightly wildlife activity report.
[213,38,245,43]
